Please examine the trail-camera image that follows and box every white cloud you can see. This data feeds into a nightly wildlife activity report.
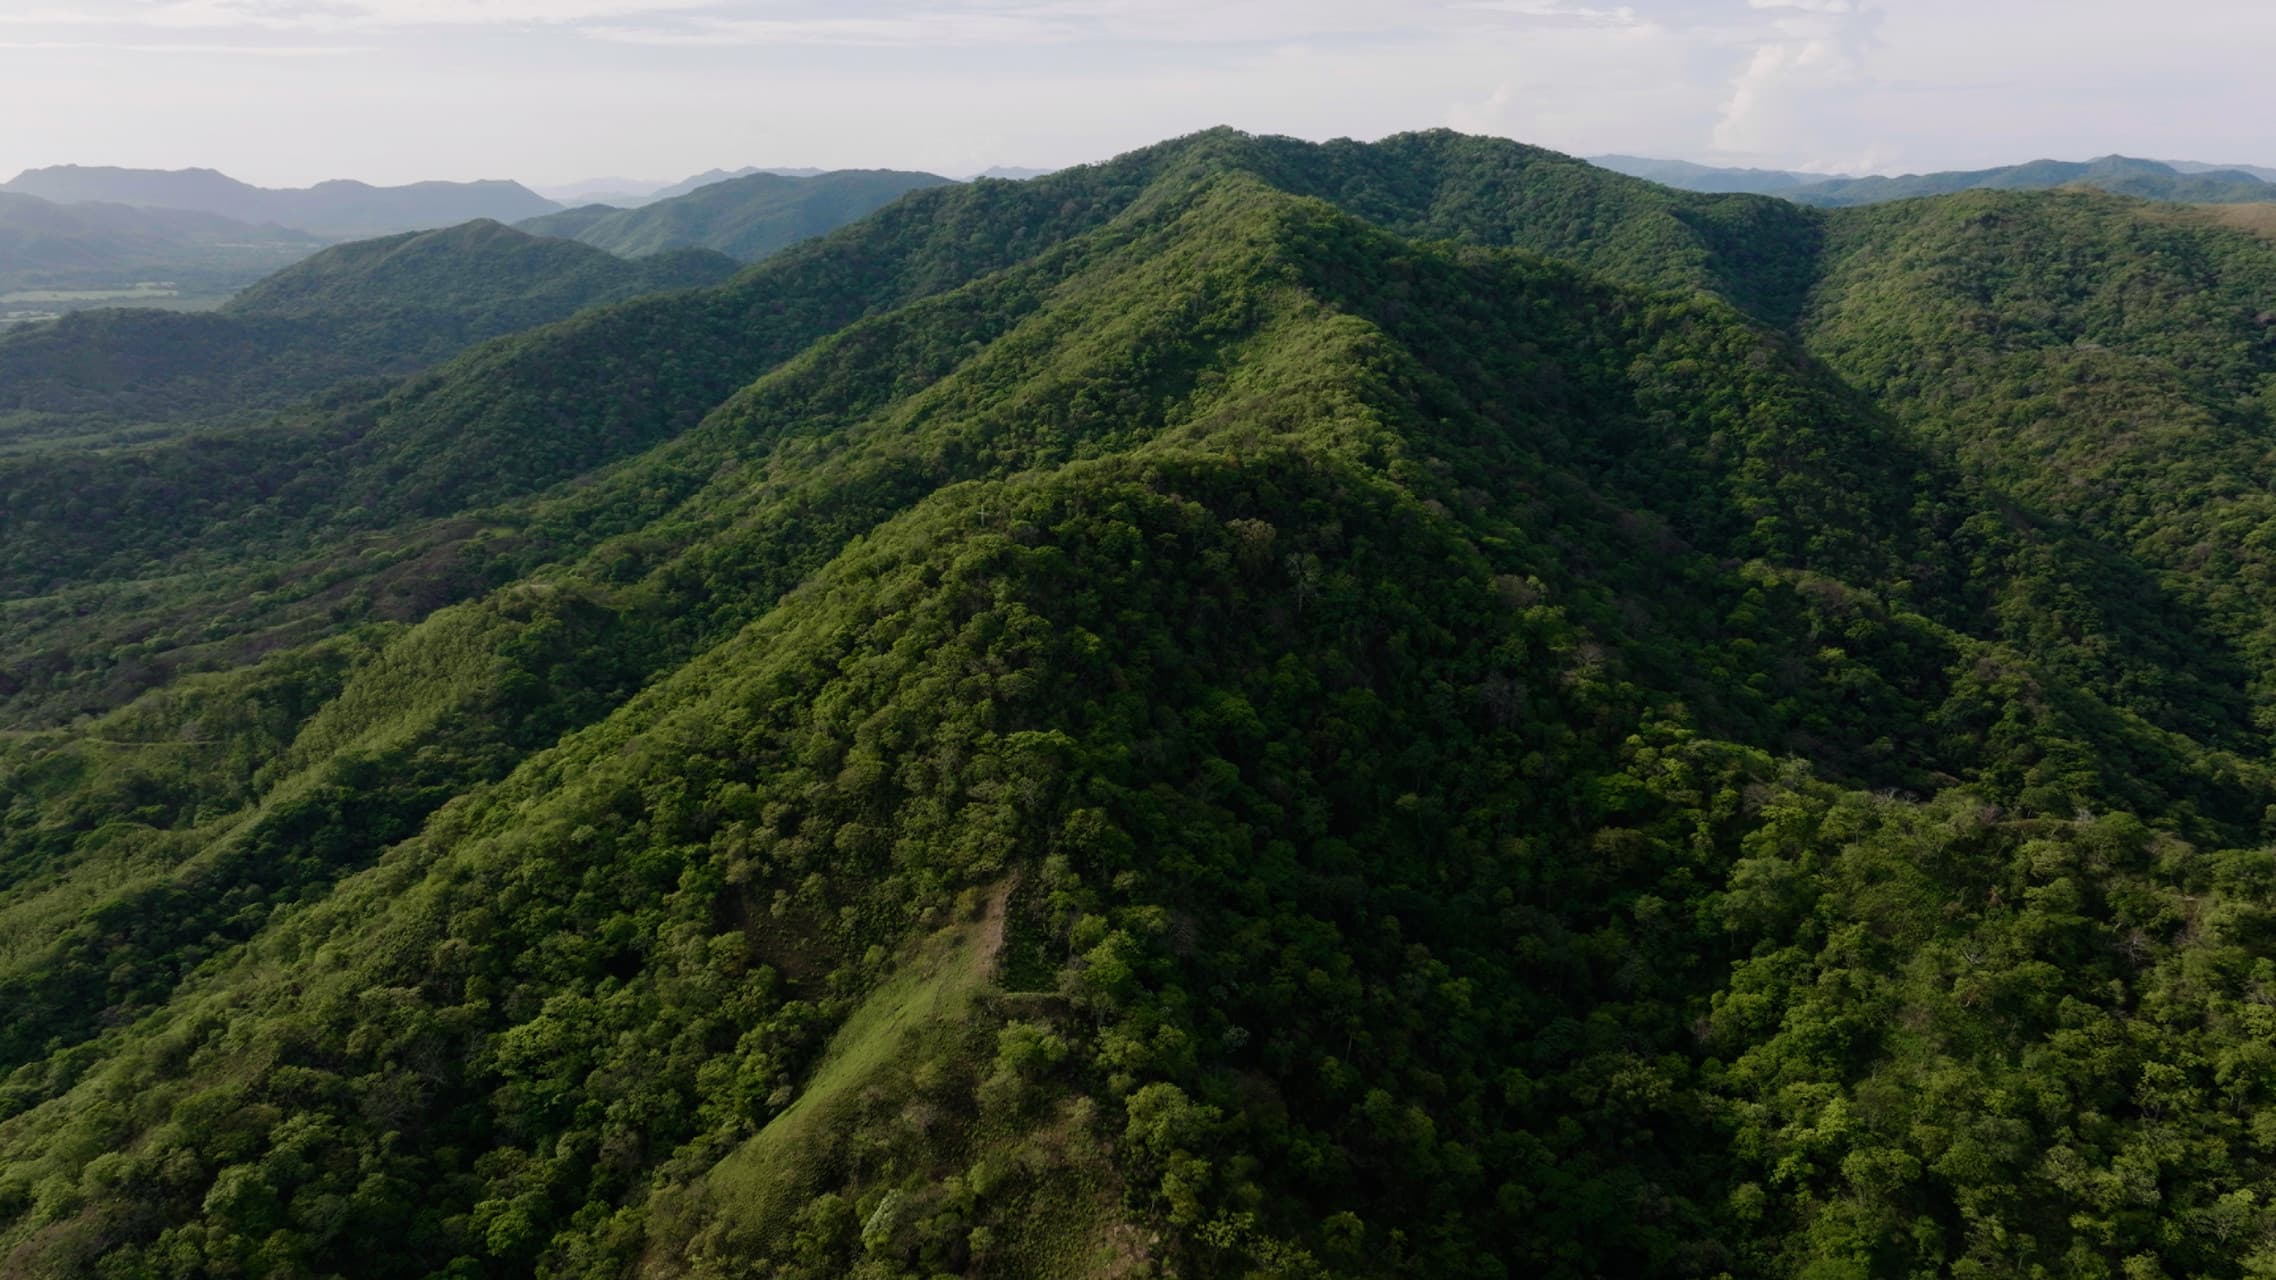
[1710,0,1878,155]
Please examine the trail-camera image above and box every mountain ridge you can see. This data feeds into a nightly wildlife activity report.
[5,125,2276,1279]
[1593,150,2276,205]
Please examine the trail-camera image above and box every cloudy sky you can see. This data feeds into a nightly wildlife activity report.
[2,0,2269,188]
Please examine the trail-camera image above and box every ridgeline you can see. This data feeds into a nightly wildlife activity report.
[4,128,2276,1279]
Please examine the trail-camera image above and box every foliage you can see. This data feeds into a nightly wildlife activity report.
[7,128,2276,1280]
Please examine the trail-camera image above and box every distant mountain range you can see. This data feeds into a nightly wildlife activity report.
[1590,153,2276,205]
[518,169,955,261]
[2168,158,2276,183]
[1585,154,1854,194]
[538,164,1051,208]
[652,166,825,198]
[0,166,562,237]
[0,190,322,298]
[535,167,836,209]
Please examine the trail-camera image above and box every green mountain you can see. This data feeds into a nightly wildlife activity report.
[0,166,563,237]
[0,221,737,440]
[516,169,957,261]
[6,127,2276,1280]
[0,190,321,296]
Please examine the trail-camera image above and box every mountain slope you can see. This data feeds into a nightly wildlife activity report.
[0,126,1835,707]
[516,169,956,261]
[7,128,2276,1280]
[0,166,562,236]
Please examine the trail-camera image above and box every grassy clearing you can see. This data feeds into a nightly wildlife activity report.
[709,900,1002,1222]
[643,887,1009,1274]
[639,878,1142,1278]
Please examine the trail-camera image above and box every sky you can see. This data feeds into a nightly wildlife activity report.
[1,0,2271,189]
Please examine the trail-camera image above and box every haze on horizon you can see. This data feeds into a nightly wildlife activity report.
[3,0,2271,189]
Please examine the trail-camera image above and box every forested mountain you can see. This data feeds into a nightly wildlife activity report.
[7,126,2276,1280]
[0,166,563,237]
[516,169,956,261]
[0,221,735,440]
[0,191,321,295]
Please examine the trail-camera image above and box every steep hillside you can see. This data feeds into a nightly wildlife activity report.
[7,128,2276,1280]
[0,127,1834,717]
[0,222,735,439]
[517,169,956,261]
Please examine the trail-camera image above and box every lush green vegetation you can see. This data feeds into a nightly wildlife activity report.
[7,127,2276,1279]
[517,170,956,261]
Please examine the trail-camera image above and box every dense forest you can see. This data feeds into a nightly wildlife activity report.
[6,127,2276,1279]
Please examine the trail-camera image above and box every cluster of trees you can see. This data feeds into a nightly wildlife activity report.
[3,127,2276,1278]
